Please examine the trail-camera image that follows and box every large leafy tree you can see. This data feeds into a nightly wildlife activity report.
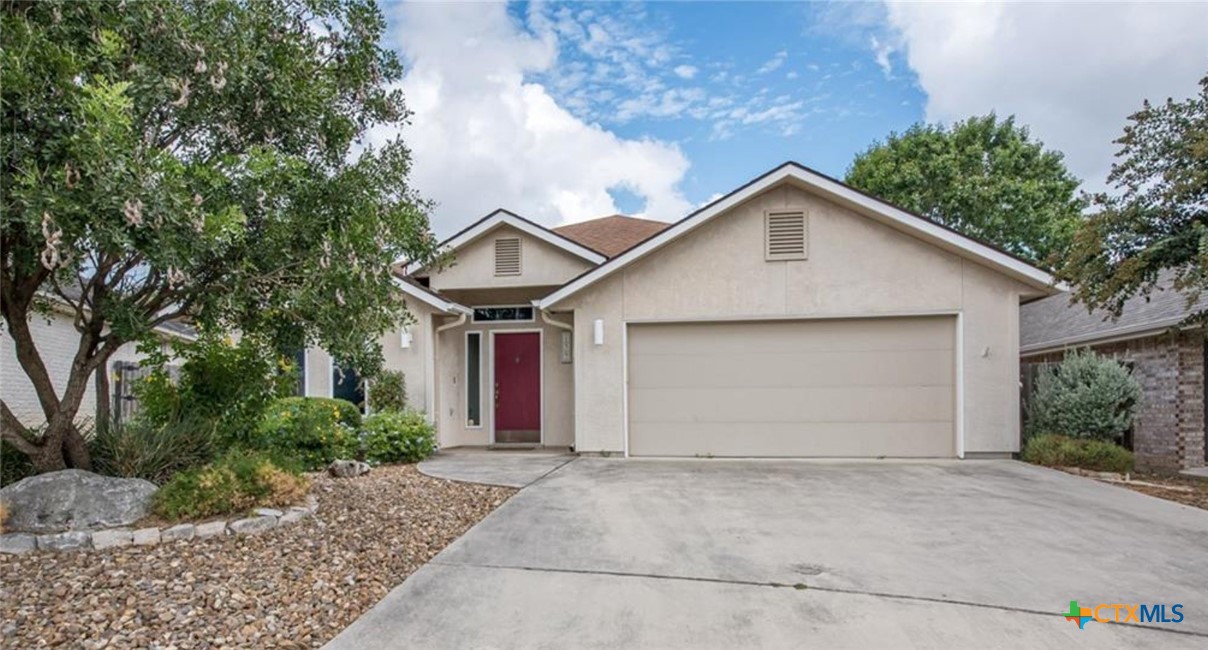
[846,114,1085,266]
[1058,74,1208,318]
[1,0,435,471]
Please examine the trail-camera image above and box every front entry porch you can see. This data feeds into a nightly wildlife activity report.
[429,286,575,451]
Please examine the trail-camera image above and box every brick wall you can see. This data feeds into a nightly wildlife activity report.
[1024,331,1205,471]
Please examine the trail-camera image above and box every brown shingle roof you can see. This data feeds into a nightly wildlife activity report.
[553,215,670,258]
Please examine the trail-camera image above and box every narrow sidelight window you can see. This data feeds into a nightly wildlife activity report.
[466,332,482,427]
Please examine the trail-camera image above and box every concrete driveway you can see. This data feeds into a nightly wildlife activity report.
[328,458,1208,649]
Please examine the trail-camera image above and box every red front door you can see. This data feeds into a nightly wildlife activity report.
[494,332,541,443]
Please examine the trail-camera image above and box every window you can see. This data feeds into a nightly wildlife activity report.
[472,306,534,322]
[765,210,807,261]
[466,332,482,427]
[494,237,522,276]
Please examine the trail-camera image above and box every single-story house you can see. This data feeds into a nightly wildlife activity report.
[303,161,1058,458]
[1,297,196,428]
[1021,280,1207,471]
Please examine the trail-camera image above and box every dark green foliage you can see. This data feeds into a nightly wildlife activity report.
[1022,434,1135,474]
[136,335,298,445]
[89,417,217,485]
[1059,73,1208,321]
[361,409,435,464]
[152,450,308,521]
[846,114,1084,265]
[249,397,360,470]
[0,0,437,470]
[1026,349,1141,442]
[369,370,407,413]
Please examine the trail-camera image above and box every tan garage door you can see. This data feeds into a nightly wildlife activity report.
[627,317,956,457]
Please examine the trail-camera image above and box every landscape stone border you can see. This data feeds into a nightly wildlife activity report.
[0,496,317,555]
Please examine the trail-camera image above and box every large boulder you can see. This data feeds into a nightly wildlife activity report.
[0,470,157,533]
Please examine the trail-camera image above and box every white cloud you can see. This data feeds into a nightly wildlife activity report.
[756,50,787,75]
[375,2,692,234]
[673,64,698,79]
[869,35,893,77]
[884,1,1208,192]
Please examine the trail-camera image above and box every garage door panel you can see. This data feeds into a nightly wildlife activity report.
[629,317,953,355]
[628,349,954,390]
[627,317,956,458]
[629,385,953,424]
[628,421,953,457]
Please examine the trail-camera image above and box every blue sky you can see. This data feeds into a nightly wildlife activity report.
[521,1,927,212]
[376,1,1208,236]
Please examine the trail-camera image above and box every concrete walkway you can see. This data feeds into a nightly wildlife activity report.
[417,448,576,488]
[331,458,1208,648]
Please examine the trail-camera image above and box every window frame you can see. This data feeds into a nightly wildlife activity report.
[465,331,483,429]
[472,305,536,323]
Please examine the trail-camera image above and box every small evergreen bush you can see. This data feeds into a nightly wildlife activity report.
[1026,349,1140,441]
[135,336,299,445]
[370,370,407,413]
[251,397,361,470]
[362,409,435,464]
[1022,434,1135,473]
[153,451,308,521]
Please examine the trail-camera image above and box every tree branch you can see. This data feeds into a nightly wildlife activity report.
[0,400,41,456]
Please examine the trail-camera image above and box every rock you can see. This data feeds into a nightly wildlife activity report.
[228,516,276,535]
[161,523,195,542]
[92,529,133,550]
[0,533,37,554]
[0,470,157,533]
[279,509,306,525]
[37,531,92,551]
[132,527,161,546]
[326,460,370,478]
[280,507,308,525]
[195,521,228,538]
[254,508,283,518]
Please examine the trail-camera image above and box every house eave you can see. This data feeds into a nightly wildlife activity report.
[1020,317,1198,356]
[391,277,472,315]
[538,162,1060,311]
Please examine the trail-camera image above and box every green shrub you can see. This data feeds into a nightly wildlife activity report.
[1022,434,1135,473]
[90,416,217,485]
[369,370,407,413]
[135,335,298,445]
[362,409,435,464]
[152,451,309,521]
[251,397,360,470]
[1026,349,1141,442]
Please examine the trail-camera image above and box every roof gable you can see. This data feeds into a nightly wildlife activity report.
[538,162,1060,310]
[403,209,606,275]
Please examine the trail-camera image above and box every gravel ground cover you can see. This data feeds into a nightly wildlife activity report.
[1118,474,1208,511]
[0,464,515,649]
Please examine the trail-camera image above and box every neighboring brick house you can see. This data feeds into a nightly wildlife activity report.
[1020,282,1207,472]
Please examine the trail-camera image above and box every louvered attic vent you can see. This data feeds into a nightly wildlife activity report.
[765,210,807,261]
[494,237,522,276]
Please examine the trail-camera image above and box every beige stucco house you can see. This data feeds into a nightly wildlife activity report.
[302,162,1059,458]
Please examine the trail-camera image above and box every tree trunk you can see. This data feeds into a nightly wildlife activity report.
[96,363,111,431]
[62,423,92,469]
